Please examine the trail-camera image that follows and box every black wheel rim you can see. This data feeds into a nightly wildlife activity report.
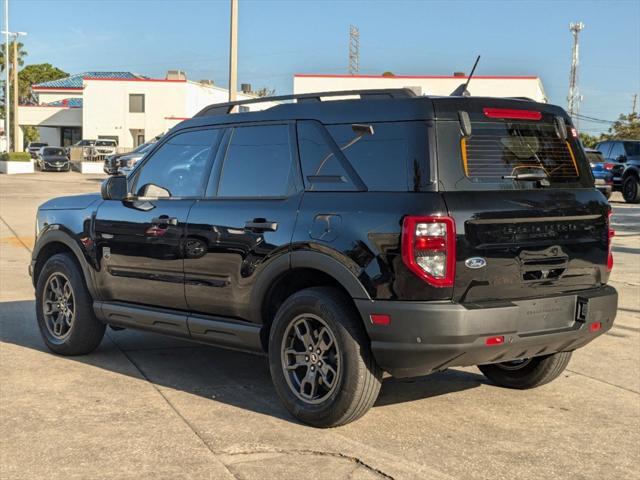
[281,313,340,404]
[495,358,532,371]
[624,180,636,200]
[42,272,75,340]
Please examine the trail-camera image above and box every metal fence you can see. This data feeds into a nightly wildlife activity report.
[69,146,133,163]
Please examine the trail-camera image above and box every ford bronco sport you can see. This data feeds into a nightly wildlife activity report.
[30,89,618,427]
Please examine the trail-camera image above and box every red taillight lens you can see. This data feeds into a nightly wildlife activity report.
[401,216,456,287]
[485,336,505,346]
[604,163,616,171]
[589,322,602,333]
[483,108,542,121]
[606,211,615,272]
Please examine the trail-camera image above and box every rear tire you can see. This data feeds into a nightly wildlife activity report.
[268,287,382,428]
[35,253,105,355]
[478,351,572,389]
[622,176,640,203]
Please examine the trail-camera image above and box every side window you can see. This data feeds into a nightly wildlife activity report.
[217,125,296,197]
[297,121,357,191]
[326,122,428,191]
[134,129,219,198]
[609,142,625,161]
[595,142,610,158]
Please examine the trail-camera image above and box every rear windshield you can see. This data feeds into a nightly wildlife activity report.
[43,148,65,156]
[30,143,47,148]
[586,151,604,163]
[462,122,579,180]
[96,140,116,146]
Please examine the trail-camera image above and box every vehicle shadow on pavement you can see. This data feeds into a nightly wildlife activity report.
[0,300,484,422]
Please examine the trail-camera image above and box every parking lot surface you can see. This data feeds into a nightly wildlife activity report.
[1,172,638,480]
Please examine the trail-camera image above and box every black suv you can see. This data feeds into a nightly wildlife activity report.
[594,139,640,203]
[30,90,618,427]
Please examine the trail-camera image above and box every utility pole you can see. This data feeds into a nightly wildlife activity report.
[567,22,584,128]
[348,25,359,75]
[228,0,238,107]
[11,37,17,150]
[632,94,638,115]
[4,0,10,152]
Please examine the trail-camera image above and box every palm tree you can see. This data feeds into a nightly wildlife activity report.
[0,41,27,72]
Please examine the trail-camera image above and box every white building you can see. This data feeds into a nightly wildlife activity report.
[17,71,270,151]
[293,73,547,102]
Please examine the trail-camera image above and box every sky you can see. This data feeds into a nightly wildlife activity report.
[3,0,639,135]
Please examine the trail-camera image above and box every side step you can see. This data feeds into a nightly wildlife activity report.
[94,301,263,353]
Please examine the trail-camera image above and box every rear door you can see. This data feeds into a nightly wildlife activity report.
[434,102,610,303]
[184,123,302,320]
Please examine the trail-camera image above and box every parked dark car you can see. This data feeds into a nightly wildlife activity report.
[595,140,640,203]
[103,139,158,175]
[30,90,617,427]
[35,147,70,172]
[585,148,613,199]
[27,142,48,158]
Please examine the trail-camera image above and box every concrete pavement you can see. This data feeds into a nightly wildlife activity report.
[1,172,638,479]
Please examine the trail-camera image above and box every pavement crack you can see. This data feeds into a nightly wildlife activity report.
[105,332,238,479]
[214,447,395,479]
[567,368,639,394]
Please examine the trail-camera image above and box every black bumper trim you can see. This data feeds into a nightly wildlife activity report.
[356,286,617,378]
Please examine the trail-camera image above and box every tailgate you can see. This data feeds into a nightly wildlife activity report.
[444,189,610,303]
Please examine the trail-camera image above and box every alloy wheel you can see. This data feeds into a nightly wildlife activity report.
[42,272,75,340]
[280,313,340,404]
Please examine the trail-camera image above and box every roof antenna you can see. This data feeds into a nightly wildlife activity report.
[450,55,481,97]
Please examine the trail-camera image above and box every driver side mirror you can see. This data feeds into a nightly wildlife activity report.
[101,175,128,201]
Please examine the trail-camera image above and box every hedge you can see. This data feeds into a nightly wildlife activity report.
[0,152,32,162]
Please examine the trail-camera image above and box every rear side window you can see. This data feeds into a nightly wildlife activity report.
[623,141,639,157]
[217,125,296,197]
[326,122,428,191]
[462,122,579,180]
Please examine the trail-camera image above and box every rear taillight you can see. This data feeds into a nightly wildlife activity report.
[607,211,615,272]
[604,163,616,171]
[401,216,456,287]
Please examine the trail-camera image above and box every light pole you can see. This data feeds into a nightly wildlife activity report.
[3,0,10,151]
[228,0,238,106]
[1,29,26,152]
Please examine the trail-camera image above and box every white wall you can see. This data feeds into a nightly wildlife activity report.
[83,79,187,148]
[18,106,82,128]
[293,75,548,103]
[34,90,83,104]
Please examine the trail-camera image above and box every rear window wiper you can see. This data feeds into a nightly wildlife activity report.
[503,171,550,186]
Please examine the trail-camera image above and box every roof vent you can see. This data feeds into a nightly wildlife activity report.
[166,70,187,81]
[453,71,466,77]
[241,83,252,94]
[199,79,214,86]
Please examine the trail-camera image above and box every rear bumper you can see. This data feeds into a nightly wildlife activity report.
[356,286,617,378]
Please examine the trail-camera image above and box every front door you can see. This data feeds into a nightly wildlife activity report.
[94,128,222,310]
[184,124,302,319]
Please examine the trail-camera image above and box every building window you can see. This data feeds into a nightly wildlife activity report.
[129,94,145,113]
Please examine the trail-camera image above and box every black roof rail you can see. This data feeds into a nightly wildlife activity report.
[194,88,417,117]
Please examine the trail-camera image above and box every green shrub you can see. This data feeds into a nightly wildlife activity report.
[0,152,32,162]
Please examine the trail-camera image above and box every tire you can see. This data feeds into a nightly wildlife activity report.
[622,176,640,203]
[35,253,105,355]
[268,287,382,428]
[478,351,572,389]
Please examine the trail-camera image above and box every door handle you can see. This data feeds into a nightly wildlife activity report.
[244,219,278,232]
[151,215,178,226]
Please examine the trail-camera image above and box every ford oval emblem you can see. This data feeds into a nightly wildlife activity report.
[465,257,486,269]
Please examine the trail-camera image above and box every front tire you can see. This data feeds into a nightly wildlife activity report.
[478,351,572,389]
[268,287,382,428]
[35,253,105,355]
[622,176,640,203]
